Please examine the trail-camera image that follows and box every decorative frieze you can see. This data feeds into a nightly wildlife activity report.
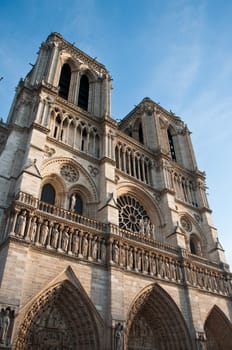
[6,200,232,298]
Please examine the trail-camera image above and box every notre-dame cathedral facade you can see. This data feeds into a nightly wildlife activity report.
[0,32,232,349]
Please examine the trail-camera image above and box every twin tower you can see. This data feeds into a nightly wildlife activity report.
[0,32,231,349]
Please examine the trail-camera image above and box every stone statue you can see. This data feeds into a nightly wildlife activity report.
[144,219,151,238]
[30,217,37,242]
[128,248,134,269]
[139,219,144,235]
[151,224,156,240]
[70,194,76,211]
[61,227,69,252]
[40,220,49,245]
[115,323,124,350]
[51,223,59,248]
[92,237,98,260]
[0,308,11,344]
[112,241,119,264]
[100,239,106,261]
[144,253,149,273]
[16,210,27,237]
[72,231,80,255]
[82,235,89,257]
[137,251,142,271]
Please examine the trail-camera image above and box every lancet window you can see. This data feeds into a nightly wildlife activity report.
[58,63,71,100]
[115,143,151,184]
[78,75,89,110]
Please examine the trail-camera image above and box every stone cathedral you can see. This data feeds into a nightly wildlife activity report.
[0,32,232,350]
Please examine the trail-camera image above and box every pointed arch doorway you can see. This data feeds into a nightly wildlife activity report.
[125,284,193,350]
[205,305,232,350]
[14,280,103,350]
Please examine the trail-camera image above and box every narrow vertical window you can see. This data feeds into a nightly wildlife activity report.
[167,129,176,161]
[78,75,89,110]
[139,123,144,144]
[58,64,71,100]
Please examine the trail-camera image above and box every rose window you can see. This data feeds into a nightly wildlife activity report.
[180,217,192,232]
[60,164,79,183]
[117,195,149,232]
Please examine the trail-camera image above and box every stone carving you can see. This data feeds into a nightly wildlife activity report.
[180,217,192,232]
[196,331,207,350]
[44,145,55,157]
[143,253,149,273]
[30,217,38,242]
[114,322,124,350]
[88,165,99,177]
[15,210,27,237]
[92,236,98,260]
[112,241,119,264]
[61,227,69,252]
[60,164,79,182]
[128,248,134,270]
[11,206,232,297]
[40,220,49,245]
[70,193,76,211]
[72,231,80,255]
[129,317,154,349]
[0,307,13,345]
[82,235,89,258]
[51,223,59,248]
[100,239,106,261]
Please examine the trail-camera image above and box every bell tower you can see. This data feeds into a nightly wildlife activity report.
[0,34,231,350]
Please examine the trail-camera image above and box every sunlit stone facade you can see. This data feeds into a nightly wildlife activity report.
[0,32,232,349]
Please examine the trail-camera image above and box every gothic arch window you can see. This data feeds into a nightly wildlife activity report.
[78,75,89,110]
[69,193,83,215]
[58,63,71,100]
[81,127,88,151]
[190,237,197,254]
[190,234,202,256]
[40,183,56,205]
[167,128,176,161]
[53,114,61,139]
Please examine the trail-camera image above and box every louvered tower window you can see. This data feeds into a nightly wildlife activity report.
[58,64,71,100]
[167,129,176,161]
[78,75,89,110]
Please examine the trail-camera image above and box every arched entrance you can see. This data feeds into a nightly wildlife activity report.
[14,280,103,350]
[205,305,232,350]
[125,284,193,350]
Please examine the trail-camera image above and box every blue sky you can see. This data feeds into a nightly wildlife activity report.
[1,0,232,266]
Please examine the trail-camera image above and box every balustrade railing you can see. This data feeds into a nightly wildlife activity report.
[15,191,107,232]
